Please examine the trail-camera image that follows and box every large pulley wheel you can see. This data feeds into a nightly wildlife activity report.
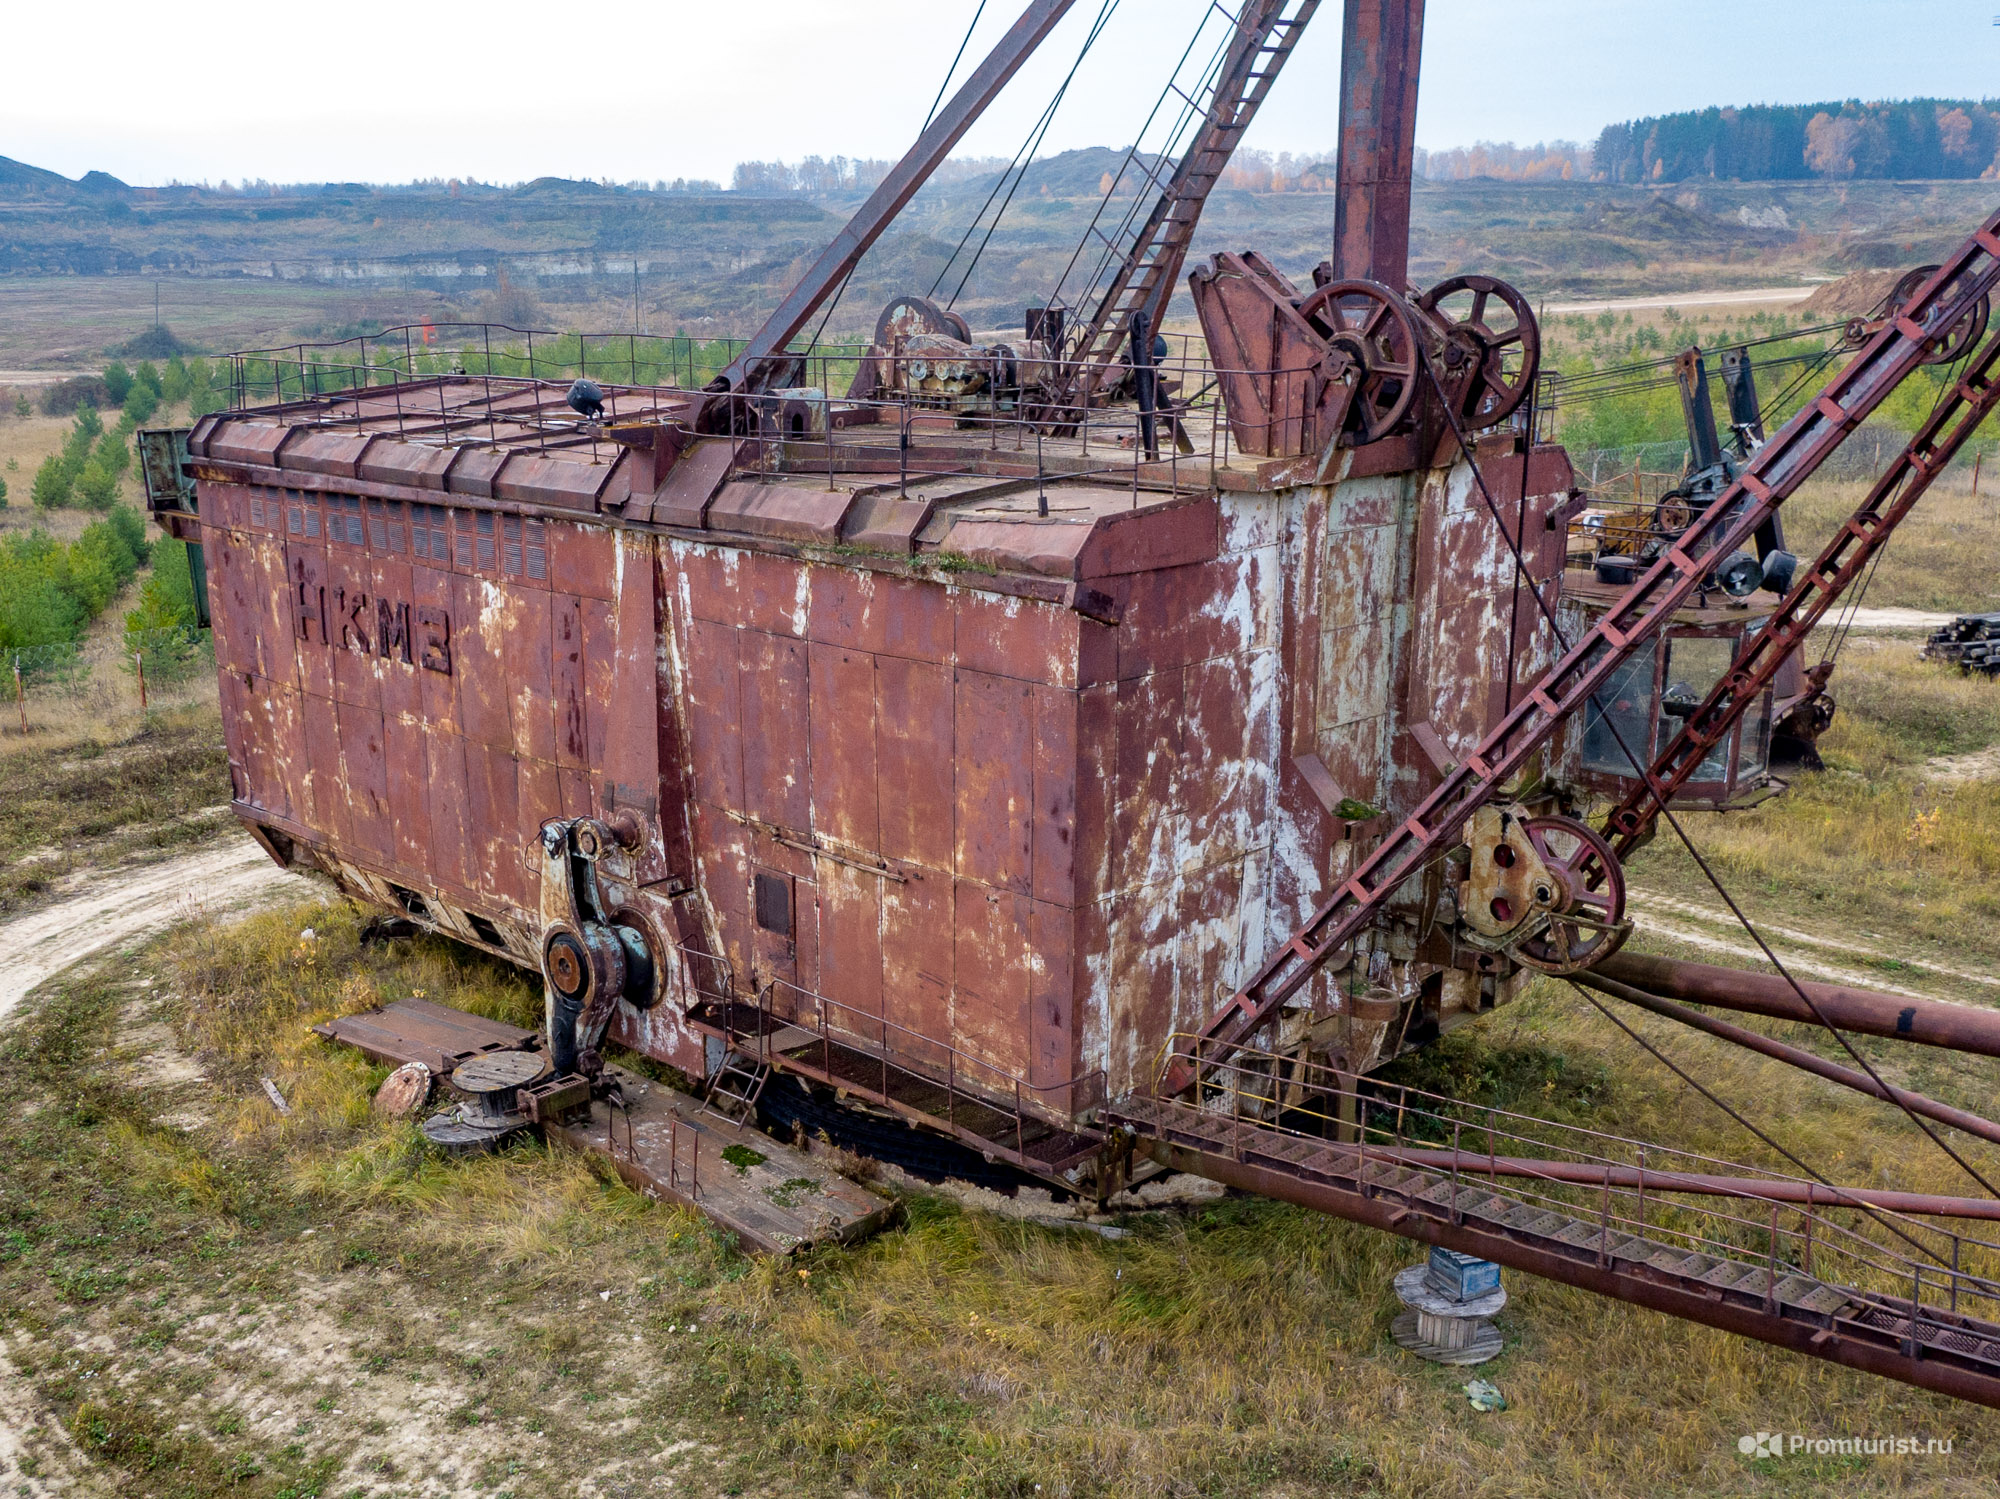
[1513,816,1630,974]
[1296,278,1422,445]
[1417,274,1541,427]
[1887,265,1989,365]
[874,294,972,350]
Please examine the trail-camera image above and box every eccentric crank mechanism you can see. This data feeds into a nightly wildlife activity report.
[1455,805,1629,975]
[537,816,662,1081]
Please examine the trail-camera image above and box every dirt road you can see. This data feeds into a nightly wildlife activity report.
[0,838,309,1023]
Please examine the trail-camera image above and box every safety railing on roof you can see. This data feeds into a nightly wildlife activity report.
[1157,1032,2000,1331]
[216,322,1383,497]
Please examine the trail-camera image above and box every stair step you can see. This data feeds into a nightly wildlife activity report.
[1656,1251,1719,1278]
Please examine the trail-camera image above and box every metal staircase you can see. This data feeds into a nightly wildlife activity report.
[1107,1063,2000,1407]
[702,1049,772,1124]
[1067,0,1321,386]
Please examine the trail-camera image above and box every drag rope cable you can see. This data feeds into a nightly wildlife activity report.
[922,1,990,137]
[1818,345,1978,668]
[927,0,1122,307]
[1565,981,1958,1255]
[1041,1,1244,331]
[797,1,999,356]
[1422,347,2000,1211]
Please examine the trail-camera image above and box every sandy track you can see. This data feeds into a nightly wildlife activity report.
[0,838,311,1022]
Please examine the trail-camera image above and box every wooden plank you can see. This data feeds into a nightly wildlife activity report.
[552,1066,897,1254]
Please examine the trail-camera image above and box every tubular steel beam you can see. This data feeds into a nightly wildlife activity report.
[1330,0,1424,286]
[1594,952,2000,1059]
[1602,319,2000,857]
[1165,203,2000,1098]
[715,0,1077,395]
[1144,1136,2000,1409]
[1578,971,2000,1149]
[1363,1146,2000,1221]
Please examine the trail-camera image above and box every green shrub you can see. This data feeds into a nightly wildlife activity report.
[76,460,118,511]
[135,360,163,398]
[0,508,150,651]
[123,536,205,679]
[95,430,130,478]
[120,382,159,428]
[0,475,9,509]
[30,456,70,510]
[102,362,134,404]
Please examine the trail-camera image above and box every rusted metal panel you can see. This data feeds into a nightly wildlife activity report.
[812,567,955,663]
[882,870,953,1056]
[951,879,1033,1081]
[599,537,665,882]
[1077,494,1221,578]
[552,596,590,771]
[579,597,618,793]
[383,709,430,875]
[956,590,1074,687]
[1031,685,1078,908]
[359,441,455,491]
[683,617,746,810]
[1115,554,1263,679]
[1070,684,1117,898]
[411,561,460,736]
[335,701,392,861]
[692,801,753,992]
[451,574,512,750]
[816,861,884,1033]
[808,644,879,851]
[731,550,813,639]
[874,656,954,870]
[370,554,423,724]
[494,451,621,513]
[463,739,524,909]
[301,692,346,845]
[282,429,372,478]
[953,670,1034,896]
[204,421,286,469]
[501,586,557,766]
[650,438,736,528]
[1110,669,1184,893]
[1177,654,1267,867]
[938,518,1094,579]
[547,520,617,601]
[1028,899,1075,1090]
[739,631,810,832]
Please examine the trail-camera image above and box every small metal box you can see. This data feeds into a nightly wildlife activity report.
[1425,1247,1501,1302]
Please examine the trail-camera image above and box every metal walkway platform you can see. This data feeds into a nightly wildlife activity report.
[1106,1093,2000,1408]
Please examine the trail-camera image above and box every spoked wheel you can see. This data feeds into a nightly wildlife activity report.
[1417,274,1541,427]
[1297,278,1422,444]
[1513,816,1629,974]
[1887,265,1989,365]
[874,294,972,350]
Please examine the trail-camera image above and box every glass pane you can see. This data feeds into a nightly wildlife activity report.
[1737,688,1772,781]
[1662,637,1733,783]
[1582,639,1658,776]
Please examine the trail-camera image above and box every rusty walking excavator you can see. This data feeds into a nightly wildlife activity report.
[142,0,2000,1406]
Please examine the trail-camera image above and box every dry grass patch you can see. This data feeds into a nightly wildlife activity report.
[0,701,229,915]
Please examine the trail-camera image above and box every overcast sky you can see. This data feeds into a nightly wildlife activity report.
[4,1,1998,187]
